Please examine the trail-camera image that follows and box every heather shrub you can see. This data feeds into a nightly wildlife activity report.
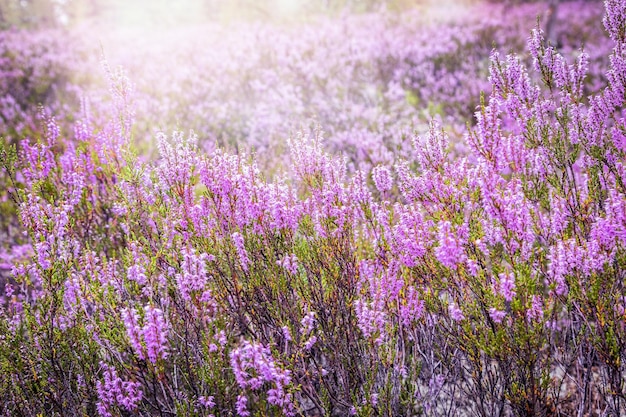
[1,0,625,416]
[0,28,84,256]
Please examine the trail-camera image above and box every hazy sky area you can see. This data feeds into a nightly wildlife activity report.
[0,0,469,30]
[100,0,466,26]
[94,0,448,20]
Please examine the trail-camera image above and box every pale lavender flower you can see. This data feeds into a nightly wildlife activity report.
[231,232,249,272]
[278,253,299,275]
[281,326,292,342]
[448,303,464,321]
[304,336,317,350]
[300,311,316,335]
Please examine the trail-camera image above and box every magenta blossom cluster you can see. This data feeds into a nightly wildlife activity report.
[96,363,143,417]
[230,341,295,416]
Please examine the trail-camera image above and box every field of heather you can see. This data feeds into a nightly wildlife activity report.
[1,0,625,415]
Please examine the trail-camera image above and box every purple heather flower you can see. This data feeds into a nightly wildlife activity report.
[466,259,479,277]
[448,303,464,322]
[96,363,142,416]
[127,264,147,287]
[304,336,317,350]
[526,295,544,323]
[236,395,250,417]
[231,232,249,272]
[281,326,292,342]
[198,395,215,409]
[498,273,516,302]
[355,299,387,340]
[278,253,299,275]
[230,340,293,413]
[603,0,626,44]
[300,311,316,335]
[142,305,169,365]
[489,308,506,324]
[4,283,14,298]
[121,308,145,360]
[435,221,466,269]
[399,286,424,327]
[372,165,393,193]
[176,250,211,300]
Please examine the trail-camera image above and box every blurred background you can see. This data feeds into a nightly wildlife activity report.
[0,0,606,163]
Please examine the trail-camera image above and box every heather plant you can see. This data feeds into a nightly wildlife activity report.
[1,0,626,416]
[392,0,626,413]
[0,27,85,269]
